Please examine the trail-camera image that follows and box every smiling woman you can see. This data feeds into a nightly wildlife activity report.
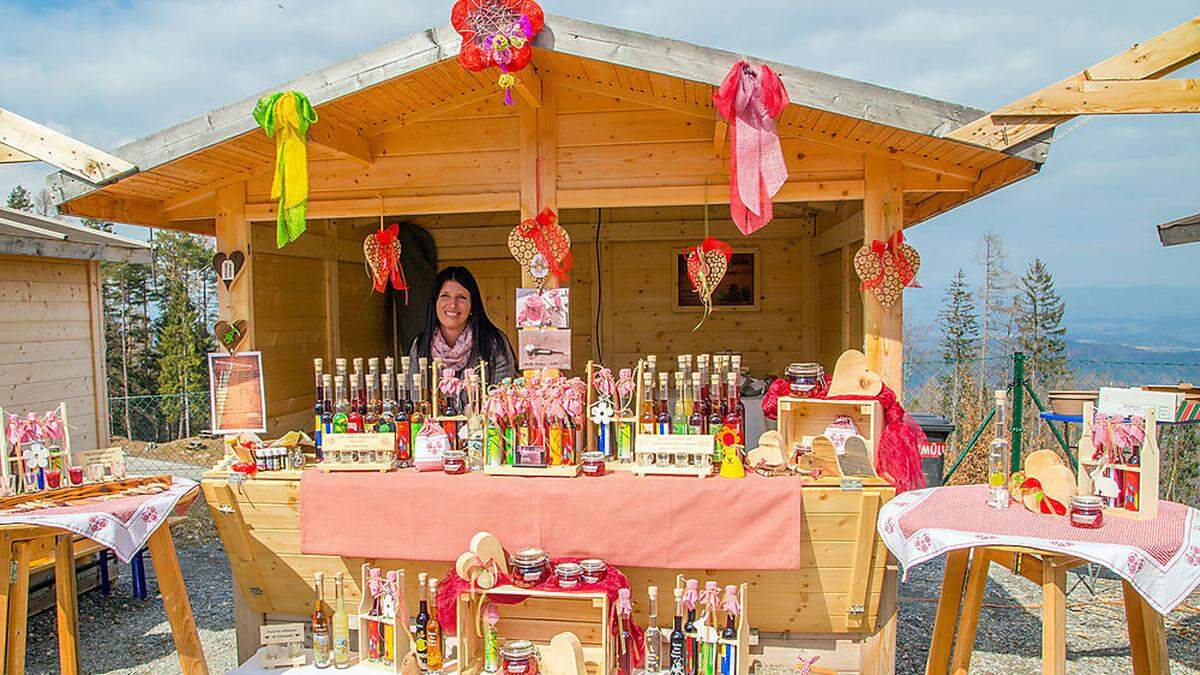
[408,266,517,385]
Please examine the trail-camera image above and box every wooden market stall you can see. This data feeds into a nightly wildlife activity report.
[46,13,1055,673]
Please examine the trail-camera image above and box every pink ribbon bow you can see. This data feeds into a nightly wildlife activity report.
[721,585,741,615]
[39,410,64,440]
[616,588,633,617]
[860,230,920,291]
[700,581,721,611]
[440,368,463,398]
[5,413,38,445]
[593,368,615,399]
[683,579,699,611]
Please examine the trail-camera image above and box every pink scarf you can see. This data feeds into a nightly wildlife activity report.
[432,325,474,371]
[713,61,790,236]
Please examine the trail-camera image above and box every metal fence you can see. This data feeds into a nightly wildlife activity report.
[108,392,212,480]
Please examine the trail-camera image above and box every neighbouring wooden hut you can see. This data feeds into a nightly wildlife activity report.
[0,205,151,453]
[44,14,1050,671]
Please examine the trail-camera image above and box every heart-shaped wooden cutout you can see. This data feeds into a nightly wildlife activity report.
[826,349,883,397]
[454,531,508,589]
[213,319,249,353]
[211,251,246,290]
[507,220,571,280]
[687,249,729,299]
[853,241,920,310]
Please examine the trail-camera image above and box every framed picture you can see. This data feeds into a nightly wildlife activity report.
[518,329,572,370]
[516,287,570,329]
[208,351,267,434]
[674,249,760,311]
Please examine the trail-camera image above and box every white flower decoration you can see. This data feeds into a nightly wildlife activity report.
[590,400,615,426]
[22,443,49,470]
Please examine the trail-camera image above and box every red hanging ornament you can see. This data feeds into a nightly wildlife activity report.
[853,230,921,310]
[451,0,544,104]
[363,223,409,303]
[508,207,572,284]
[683,236,732,330]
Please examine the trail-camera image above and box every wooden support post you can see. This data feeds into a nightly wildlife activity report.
[147,525,209,674]
[1041,557,1067,675]
[6,540,31,675]
[1123,580,1169,675]
[925,548,969,675]
[54,535,81,675]
[949,548,989,675]
[324,220,341,361]
[234,582,266,665]
[518,77,558,289]
[0,534,11,671]
[862,156,904,398]
[215,182,254,349]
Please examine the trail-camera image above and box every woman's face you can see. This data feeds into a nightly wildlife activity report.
[436,279,472,333]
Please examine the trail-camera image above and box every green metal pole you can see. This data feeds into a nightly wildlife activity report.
[1010,352,1025,473]
[942,408,996,482]
[1023,381,1075,468]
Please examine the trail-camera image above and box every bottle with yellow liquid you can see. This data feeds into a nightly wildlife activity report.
[987,390,1010,509]
[332,572,351,668]
[426,577,444,674]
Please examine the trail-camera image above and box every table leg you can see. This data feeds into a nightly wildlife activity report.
[5,540,32,675]
[0,534,11,669]
[950,548,989,675]
[146,525,209,674]
[1041,558,1067,675]
[54,535,81,675]
[1123,581,1169,675]
[925,548,969,675]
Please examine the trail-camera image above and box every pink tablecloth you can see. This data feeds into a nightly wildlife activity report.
[877,484,1200,614]
[0,477,198,563]
[300,470,803,569]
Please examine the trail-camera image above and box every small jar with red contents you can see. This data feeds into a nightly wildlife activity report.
[442,450,468,475]
[1069,495,1104,529]
[581,451,606,476]
[579,558,607,584]
[510,548,550,588]
[554,562,582,589]
[501,640,539,675]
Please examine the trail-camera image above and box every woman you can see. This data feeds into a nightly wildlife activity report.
[408,266,517,387]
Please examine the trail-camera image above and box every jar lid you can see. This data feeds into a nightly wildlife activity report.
[511,547,548,565]
[501,639,536,659]
[581,451,605,462]
[785,363,824,377]
[1070,495,1104,508]
[443,450,466,460]
[554,562,582,575]
[579,558,607,572]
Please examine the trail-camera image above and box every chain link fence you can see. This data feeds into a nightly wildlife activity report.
[107,392,217,480]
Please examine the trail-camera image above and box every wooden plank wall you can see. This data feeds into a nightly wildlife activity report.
[813,207,865,371]
[0,254,107,453]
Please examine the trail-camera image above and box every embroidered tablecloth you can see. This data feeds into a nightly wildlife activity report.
[0,477,198,563]
[877,484,1200,614]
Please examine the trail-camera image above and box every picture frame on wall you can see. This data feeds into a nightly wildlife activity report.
[516,287,570,329]
[208,351,267,434]
[517,329,572,370]
[673,248,760,312]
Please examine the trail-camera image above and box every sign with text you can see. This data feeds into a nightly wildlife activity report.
[636,434,715,457]
[322,433,395,455]
[208,351,266,434]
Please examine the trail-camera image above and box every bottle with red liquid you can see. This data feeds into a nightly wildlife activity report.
[724,372,743,448]
[731,355,747,444]
[688,373,704,434]
[347,377,364,433]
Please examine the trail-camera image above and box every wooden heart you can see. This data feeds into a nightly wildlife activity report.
[826,349,883,397]
[454,531,508,588]
[363,231,400,290]
[211,251,246,290]
[508,217,571,281]
[838,434,878,479]
[796,435,842,478]
[853,241,920,310]
[213,319,248,353]
[686,249,729,298]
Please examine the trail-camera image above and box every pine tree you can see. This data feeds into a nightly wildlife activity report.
[975,232,1014,400]
[5,185,33,211]
[1014,258,1068,389]
[937,269,980,424]
[152,231,216,438]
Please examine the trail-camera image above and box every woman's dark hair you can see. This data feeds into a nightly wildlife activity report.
[416,266,508,368]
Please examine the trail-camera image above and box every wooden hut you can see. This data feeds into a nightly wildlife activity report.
[44,14,1051,672]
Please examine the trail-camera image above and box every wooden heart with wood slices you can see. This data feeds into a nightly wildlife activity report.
[508,207,572,285]
[213,320,249,353]
[683,237,732,330]
[211,250,246,290]
[853,231,920,310]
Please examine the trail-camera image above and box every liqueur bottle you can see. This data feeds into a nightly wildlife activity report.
[379,377,397,434]
[364,377,380,433]
[426,577,444,674]
[720,593,737,675]
[715,356,729,418]
[332,376,349,434]
[418,357,430,408]
[707,374,723,436]
[312,572,331,668]
[415,573,430,671]
[402,367,416,417]
[332,572,350,668]
[348,378,364,433]
[672,372,688,435]
[640,371,657,435]
[645,586,661,673]
[731,355,746,443]
[669,588,686,675]
[564,413,579,465]
[656,372,672,435]
[987,390,1011,509]
[322,374,333,438]
[313,359,325,456]
[618,589,633,675]
[688,374,704,435]
[684,593,698,675]
[549,411,564,465]
[396,373,412,465]
[698,359,712,432]
[411,374,426,438]
[723,372,743,448]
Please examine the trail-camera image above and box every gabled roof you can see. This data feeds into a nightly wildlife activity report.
[47,14,1049,211]
[1158,212,1200,246]
[0,205,151,263]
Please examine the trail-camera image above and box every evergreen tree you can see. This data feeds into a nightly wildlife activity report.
[974,232,1014,400]
[152,231,216,437]
[937,269,980,424]
[1014,258,1068,389]
[5,185,33,211]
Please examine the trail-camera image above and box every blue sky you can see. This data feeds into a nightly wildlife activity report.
[2,1,1197,294]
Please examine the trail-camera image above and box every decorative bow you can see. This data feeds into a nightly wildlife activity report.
[5,413,37,445]
[860,231,920,291]
[700,581,721,612]
[518,208,573,282]
[721,585,741,615]
[39,409,63,440]
[592,367,615,400]
[364,223,409,302]
[615,369,636,413]
[440,368,464,399]
[683,579,699,611]
[367,567,384,600]
[616,588,633,617]
[1017,477,1068,516]
[253,91,317,248]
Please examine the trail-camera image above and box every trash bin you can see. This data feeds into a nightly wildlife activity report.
[911,413,955,487]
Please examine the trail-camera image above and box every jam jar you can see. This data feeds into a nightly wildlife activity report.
[501,639,539,675]
[443,450,468,475]
[554,562,582,588]
[1069,495,1105,529]
[785,362,825,397]
[510,548,550,587]
[579,558,607,584]
[581,451,606,476]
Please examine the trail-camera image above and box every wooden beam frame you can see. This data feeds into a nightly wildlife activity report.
[0,107,137,184]
[215,182,254,349]
[948,16,1200,151]
[514,68,543,108]
[56,191,167,227]
[862,156,904,398]
[904,156,1038,226]
[306,118,374,166]
[365,86,498,137]
[992,78,1200,116]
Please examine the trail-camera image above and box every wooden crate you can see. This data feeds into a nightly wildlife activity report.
[201,468,897,672]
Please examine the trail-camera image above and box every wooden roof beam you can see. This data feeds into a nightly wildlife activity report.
[0,142,36,163]
[364,86,498,137]
[714,120,728,156]
[992,78,1200,116]
[307,118,374,166]
[57,191,167,227]
[948,16,1200,151]
[0,107,137,184]
[514,68,542,108]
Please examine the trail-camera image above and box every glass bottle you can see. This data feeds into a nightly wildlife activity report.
[364,378,380,433]
[348,378,364,434]
[402,368,416,417]
[426,577,444,674]
[332,376,349,434]
[684,596,698,675]
[640,371,657,435]
[415,573,430,671]
[731,355,746,444]
[314,359,325,457]
[618,590,633,675]
[988,390,1011,509]
[320,374,333,459]
[669,587,686,675]
[672,372,688,435]
[698,362,712,432]
[418,357,430,409]
[707,374,723,435]
[645,586,661,673]
[656,372,672,435]
[688,374,704,435]
[312,572,332,668]
[379,377,397,434]
[332,572,350,668]
[720,600,737,675]
[411,374,426,439]
[723,372,743,448]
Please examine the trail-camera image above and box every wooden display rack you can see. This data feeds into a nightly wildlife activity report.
[584,359,644,472]
[631,434,714,478]
[673,575,750,675]
[483,361,583,477]
[1076,402,1160,520]
[356,564,412,672]
[776,398,881,479]
[0,402,74,493]
[317,432,397,472]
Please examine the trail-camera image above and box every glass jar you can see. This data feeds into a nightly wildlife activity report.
[579,558,607,584]
[443,450,468,475]
[582,451,606,477]
[554,562,582,589]
[510,548,550,588]
[501,639,539,675]
[1069,495,1105,529]
[785,363,825,398]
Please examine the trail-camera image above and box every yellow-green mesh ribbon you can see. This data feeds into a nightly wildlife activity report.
[253,92,317,248]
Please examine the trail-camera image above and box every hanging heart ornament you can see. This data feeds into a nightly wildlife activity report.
[211,250,246,290]
[684,237,732,330]
[508,207,572,285]
[363,223,409,302]
[213,320,249,353]
[854,230,920,311]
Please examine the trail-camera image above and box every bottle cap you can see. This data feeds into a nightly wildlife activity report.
[648,585,658,599]
[418,572,428,584]
[673,587,683,600]
[994,390,1007,404]
[315,571,324,583]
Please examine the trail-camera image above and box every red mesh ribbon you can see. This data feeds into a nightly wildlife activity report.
[821,385,926,493]
[368,224,409,302]
[518,207,573,282]
[860,230,920,291]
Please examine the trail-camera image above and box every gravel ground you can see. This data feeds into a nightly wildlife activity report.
[16,505,1200,674]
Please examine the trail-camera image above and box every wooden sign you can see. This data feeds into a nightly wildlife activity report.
[208,352,267,434]
[323,433,395,454]
[319,433,397,472]
[633,434,715,477]
[259,622,306,669]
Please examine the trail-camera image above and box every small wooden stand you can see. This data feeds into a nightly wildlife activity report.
[317,433,397,472]
[631,435,714,478]
[0,402,74,494]
[673,575,749,675]
[1076,402,1159,520]
[356,564,412,672]
[585,359,644,471]
[259,623,306,669]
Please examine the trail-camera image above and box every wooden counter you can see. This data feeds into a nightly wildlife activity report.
[202,468,897,673]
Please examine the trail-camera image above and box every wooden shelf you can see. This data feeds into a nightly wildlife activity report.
[630,464,713,478]
[483,463,581,477]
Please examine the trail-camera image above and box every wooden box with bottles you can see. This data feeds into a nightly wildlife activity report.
[1075,402,1160,520]
[356,563,413,672]
[669,575,749,675]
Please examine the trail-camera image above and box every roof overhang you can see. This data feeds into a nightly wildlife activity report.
[1158,212,1200,246]
[0,205,151,263]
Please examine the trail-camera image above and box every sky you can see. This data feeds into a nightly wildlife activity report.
[2,0,1197,295]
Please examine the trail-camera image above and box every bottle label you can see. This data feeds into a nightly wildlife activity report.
[670,640,686,675]
[313,632,331,664]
